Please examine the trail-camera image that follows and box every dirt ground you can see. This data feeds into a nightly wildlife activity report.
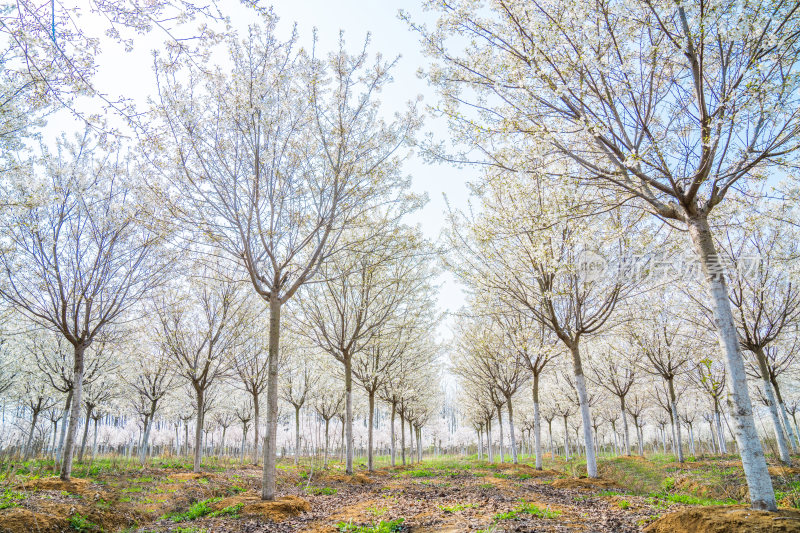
[1,456,799,532]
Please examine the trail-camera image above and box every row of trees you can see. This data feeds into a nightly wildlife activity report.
[416,0,800,511]
[0,10,441,502]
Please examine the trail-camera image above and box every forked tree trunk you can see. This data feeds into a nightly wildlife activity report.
[262,296,281,500]
[60,344,86,481]
[687,215,776,511]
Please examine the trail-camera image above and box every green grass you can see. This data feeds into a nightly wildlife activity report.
[494,502,561,521]
[163,498,224,522]
[438,502,478,512]
[337,518,405,533]
[68,513,100,532]
[405,469,435,478]
[305,486,338,495]
[0,489,27,509]
[618,500,630,509]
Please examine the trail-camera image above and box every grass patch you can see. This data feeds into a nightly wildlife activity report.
[494,502,561,521]
[163,497,224,522]
[305,486,338,495]
[439,502,478,512]
[405,469,435,478]
[68,513,100,532]
[0,489,27,509]
[337,518,405,533]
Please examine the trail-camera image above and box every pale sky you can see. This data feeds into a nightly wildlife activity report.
[63,0,473,334]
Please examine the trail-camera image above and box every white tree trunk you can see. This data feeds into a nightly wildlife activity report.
[688,216,776,511]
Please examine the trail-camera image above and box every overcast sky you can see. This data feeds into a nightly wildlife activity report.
[64,0,474,336]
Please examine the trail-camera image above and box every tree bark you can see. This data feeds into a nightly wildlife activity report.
[667,378,685,463]
[563,415,570,460]
[23,408,39,461]
[367,390,375,471]
[252,392,260,465]
[771,377,800,450]
[390,402,396,467]
[569,343,597,477]
[324,418,330,468]
[60,344,86,481]
[753,347,792,463]
[78,405,93,463]
[56,391,73,462]
[400,412,406,466]
[486,419,493,462]
[687,215,776,511]
[620,396,631,456]
[344,355,353,474]
[193,388,205,473]
[532,375,543,469]
[261,295,281,500]
[505,393,518,464]
[496,404,505,464]
[294,404,301,466]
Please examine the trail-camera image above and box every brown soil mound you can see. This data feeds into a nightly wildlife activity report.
[322,473,372,484]
[499,465,560,477]
[550,477,618,490]
[0,508,67,533]
[242,495,310,521]
[643,506,800,533]
[769,466,800,476]
[168,472,212,481]
[19,477,99,498]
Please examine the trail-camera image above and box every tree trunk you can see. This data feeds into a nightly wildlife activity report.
[400,412,406,466]
[193,388,205,473]
[56,390,73,462]
[78,405,93,463]
[252,392,260,465]
[261,296,281,500]
[568,343,597,477]
[324,418,330,468]
[139,411,154,466]
[367,390,375,471]
[505,393,518,464]
[620,396,631,456]
[496,405,505,464]
[91,417,99,460]
[547,421,554,460]
[24,408,39,461]
[754,347,792,463]
[390,402,396,467]
[771,377,800,450]
[714,408,727,454]
[344,355,354,474]
[563,415,570,460]
[688,214,776,511]
[416,426,422,462]
[60,344,86,481]
[667,378,685,463]
[240,424,248,464]
[477,427,483,460]
[487,419,493,462]
[533,375,543,469]
[294,404,301,466]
